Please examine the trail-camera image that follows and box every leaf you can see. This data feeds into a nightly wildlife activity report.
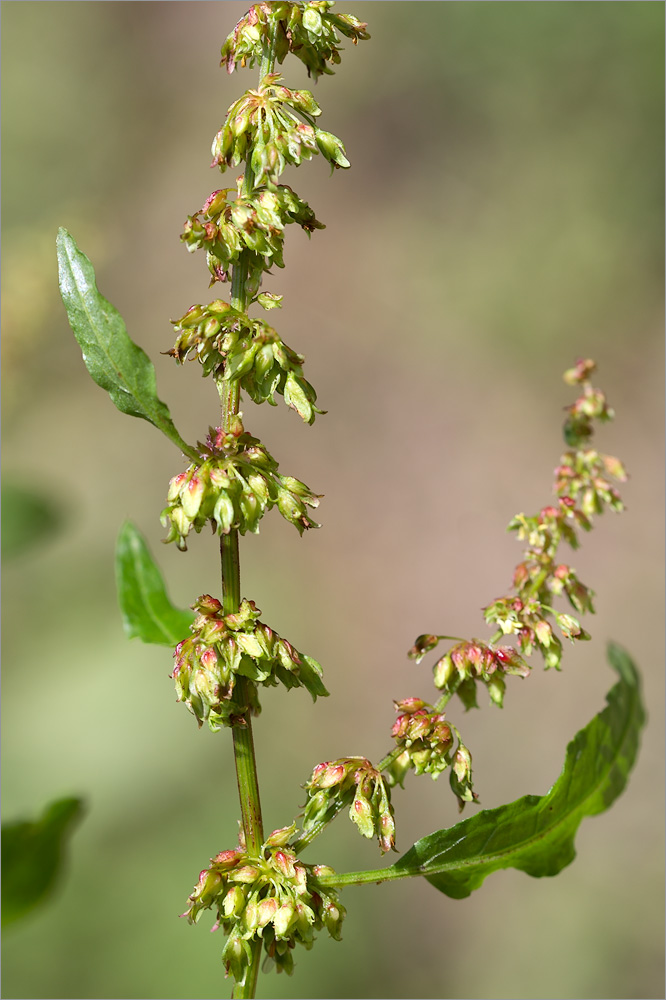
[2,797,84,927]
[115,520,195,646]
[388,644,644,898]
[1,482,63,559]
[56,229,198,460]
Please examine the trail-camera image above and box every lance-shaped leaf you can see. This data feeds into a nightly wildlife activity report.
[116,520,194,646]
[319,645,644,896]
[389,643,644,898]
[2,797,84,927]
[57,228,198,460]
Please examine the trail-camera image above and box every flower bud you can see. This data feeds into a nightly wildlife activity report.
[385,750,412,787]
[272,849,296,879]
[311,864,335,879]
[243,899,259,931]
[167,471,190,502]
[322,899,344,939]
[535,620,553,647]
[222,885,245,918]
[453,744,472,783]
[315,129,350,168]
[264,823,296,848]
[211,848,241,869]
[407,633,440,662]
[273,900,296,938]
[394,697,426,713]
[486,674,506,707]
[603,454,628,481]
[433,651,455,688]
[257,897,278,928]
[222,933,247,983]
[556,613,590,642]
[302,6,323,35]
[563,359,596,385]
[350,789,375,840]
[199,867,223,899]
[316,762,347,789]
[231,864,260,883]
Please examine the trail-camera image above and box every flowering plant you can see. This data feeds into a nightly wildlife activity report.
[56,4,644,998]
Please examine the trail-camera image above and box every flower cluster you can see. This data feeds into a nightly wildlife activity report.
[183,824,344,980]
[172,595,327,729]
[181,183,323,294]
[302,758,395,853]
[169,300,322,423]
[386,698,476,810]
[213,73,349,185]
[161,417,320,549]
[562,358,614,447]
[483,591,591,671]
[408,361,626,712]
[482,360,626,669]
[408,636,530,709]
[220,1,370,80]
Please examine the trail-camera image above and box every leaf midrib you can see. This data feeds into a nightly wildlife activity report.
[400,685,637,881]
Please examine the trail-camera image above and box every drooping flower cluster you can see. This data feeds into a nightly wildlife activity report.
[302,757,396,853]
[386,698,476,810]
[220,1,370,79]
[408,636,530,710]
[172,595,327,729]
[213,73,349,185]
[482,359,626,671]
[169,299,322,422]
[408,360,626,716]
[161,417,320,549]
[182,182,323,294]
[389,699,453,777]
[183,824,344,979]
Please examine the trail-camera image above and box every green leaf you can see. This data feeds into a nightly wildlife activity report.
[115,520,195,646]
[56,229,198,460]
[1,482,63,559]
[388,644,645,898]
[2,797,84,927]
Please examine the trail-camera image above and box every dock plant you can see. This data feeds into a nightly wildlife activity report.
[57,3,645,997]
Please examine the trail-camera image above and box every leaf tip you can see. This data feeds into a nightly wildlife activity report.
[606,641,639,689]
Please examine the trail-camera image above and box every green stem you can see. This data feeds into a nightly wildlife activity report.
[291,795,353,854]
[378,747,403,772]
[434,685,457,714]
[316,864,415,889]
[223,24,279,1000]
[221,341,264,863]
[231,942,262,1000]
[524,565,550,600]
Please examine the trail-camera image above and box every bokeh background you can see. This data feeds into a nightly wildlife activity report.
[2,3,664,998]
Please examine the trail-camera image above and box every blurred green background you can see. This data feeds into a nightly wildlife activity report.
[2,2,664,998]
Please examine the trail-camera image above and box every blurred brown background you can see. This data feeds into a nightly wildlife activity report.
[2,3,664,998]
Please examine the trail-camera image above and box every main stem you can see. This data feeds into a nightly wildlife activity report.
[222,31,277,1000]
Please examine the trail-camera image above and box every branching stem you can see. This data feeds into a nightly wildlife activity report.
[293,685,460,853]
